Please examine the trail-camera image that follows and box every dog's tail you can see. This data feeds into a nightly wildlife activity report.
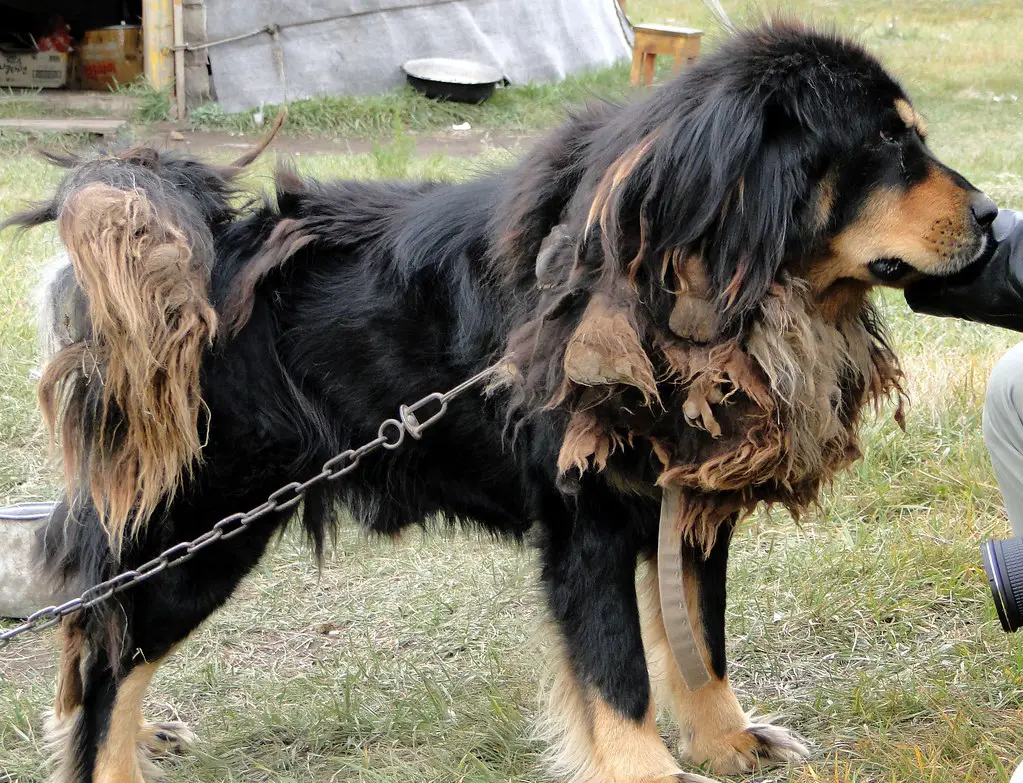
[41,182,218,548]
[3,116,284,551]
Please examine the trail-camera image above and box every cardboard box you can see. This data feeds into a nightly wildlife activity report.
[0,50,69,88]
[80,25,143,91]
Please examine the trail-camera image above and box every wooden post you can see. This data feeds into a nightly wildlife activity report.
[173,0,186,119]
[143,0,175,90]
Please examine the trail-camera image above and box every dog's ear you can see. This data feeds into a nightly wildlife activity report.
[661,92,808,332]
[590,85,809,336]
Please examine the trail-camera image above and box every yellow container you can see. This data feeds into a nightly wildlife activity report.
[80,25,143,91]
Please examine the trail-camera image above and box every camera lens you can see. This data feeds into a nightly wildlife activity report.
[981,537,1023,633]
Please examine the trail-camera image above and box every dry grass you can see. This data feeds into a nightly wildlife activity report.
[4,1,1023,781]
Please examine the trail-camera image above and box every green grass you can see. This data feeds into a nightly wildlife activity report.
[109,77,173,123]
[0,89,102,120]
[188,65,636,137]
[4,1,1023,781]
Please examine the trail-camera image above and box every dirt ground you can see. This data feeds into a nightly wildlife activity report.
[144,123,541,159]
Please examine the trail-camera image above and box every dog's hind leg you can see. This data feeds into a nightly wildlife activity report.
[636,521,810,775]
[538,498,719,783]
[45,637,165,783]
[43,501,286,782]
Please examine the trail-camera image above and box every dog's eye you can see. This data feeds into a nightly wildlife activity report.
[880,129,899,145]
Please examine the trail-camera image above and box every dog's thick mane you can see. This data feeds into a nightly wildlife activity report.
[490,20,907,548]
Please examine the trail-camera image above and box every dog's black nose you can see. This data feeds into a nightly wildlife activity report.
[972,192,999,227]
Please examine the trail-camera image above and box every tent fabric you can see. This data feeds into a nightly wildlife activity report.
[205,0,631,113]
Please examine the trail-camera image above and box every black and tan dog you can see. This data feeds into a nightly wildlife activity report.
[5,20,996,783]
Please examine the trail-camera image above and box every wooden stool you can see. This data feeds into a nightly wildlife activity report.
[630,24,703,86]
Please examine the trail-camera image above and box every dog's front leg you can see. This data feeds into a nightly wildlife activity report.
[637,519,810,775]
[538,500,718,783]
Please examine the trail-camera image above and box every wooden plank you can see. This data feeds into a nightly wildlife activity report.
[0,91,141,117]
[144,0,176,90]
[0,118,127,135]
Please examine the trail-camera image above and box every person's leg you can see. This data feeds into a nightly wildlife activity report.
[983,341,1023,535]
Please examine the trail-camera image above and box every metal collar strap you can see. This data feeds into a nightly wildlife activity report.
[657,486,712,691]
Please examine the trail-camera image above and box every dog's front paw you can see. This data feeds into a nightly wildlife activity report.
[138,720,196,757]
[686,721,809,775]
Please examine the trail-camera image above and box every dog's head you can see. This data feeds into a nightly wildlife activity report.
[502,20,977,516]
[565,19,993,333]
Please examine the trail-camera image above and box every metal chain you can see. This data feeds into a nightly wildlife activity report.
[0,364,499,650]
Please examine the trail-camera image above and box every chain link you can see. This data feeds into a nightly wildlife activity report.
[0,364,498,650]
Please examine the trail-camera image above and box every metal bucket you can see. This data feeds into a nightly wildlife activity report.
[0,502,61,619]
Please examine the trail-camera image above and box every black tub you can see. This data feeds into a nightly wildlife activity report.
[402,57,504,104]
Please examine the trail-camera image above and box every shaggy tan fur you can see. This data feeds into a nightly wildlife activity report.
[665,252,719,343]
[40,184,217,549]
[585,133,660,249]
[44,708,169,783]
[563,293,658,400]
[535,638,712,783]
[54,620,86,721]
[557,409,624,477]
[43,708,80,783]
[655,281,903,550]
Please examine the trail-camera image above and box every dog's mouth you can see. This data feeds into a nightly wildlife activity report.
[871,232,994,285]
[867,232,992,285]
[867,257,914,283]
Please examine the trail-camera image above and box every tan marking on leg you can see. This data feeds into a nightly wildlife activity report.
[54,620,86,721]
[47,621,90,783]
[94,661,160,783]
[589,695,691,782]
[538,638,716,783]
[638,562,746,750]
[637,561,808,774]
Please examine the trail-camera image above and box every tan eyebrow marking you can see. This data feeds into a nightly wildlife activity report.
[894,98,928,137]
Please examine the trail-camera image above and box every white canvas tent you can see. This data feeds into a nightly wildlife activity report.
[204,0,631,113]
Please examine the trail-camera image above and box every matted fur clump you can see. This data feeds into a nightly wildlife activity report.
[40,183,217,546]
[9,118,284,550]
[5,22,997,783]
